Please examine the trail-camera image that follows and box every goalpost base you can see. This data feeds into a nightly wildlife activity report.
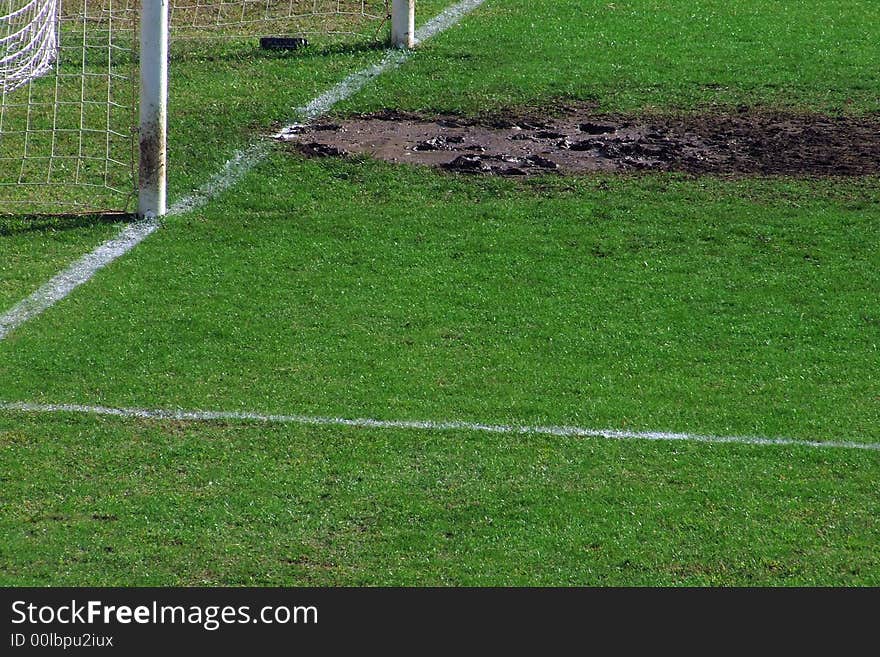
[392,0,415,48]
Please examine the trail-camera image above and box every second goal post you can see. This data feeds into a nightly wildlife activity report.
[139,0,416,219]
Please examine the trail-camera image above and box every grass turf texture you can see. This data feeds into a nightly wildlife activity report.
[2,0,880,586]
[0,216,125,309]
[1,412,878,586]
[347,0,880,115]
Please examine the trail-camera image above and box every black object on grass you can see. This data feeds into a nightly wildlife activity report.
[260,37,309,50]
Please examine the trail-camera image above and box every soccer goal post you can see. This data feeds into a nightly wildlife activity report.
[0,1,415,218]
[138,0,167,218]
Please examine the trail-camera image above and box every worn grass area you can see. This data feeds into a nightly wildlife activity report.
[1,412,878,586]
[350,0,880,115]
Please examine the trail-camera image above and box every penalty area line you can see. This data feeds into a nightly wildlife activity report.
[1,400,878,452]
[0,0,490,342]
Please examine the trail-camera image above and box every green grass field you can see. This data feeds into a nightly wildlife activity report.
[1,0,879,585]
[0,215,123,308]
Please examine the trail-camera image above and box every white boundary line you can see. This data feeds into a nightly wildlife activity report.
[0,0,489,342]
[0,218,161,340]
[1,401,878,452]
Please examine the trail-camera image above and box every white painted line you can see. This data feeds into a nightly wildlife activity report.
[0,218,160,341]
[0,0,490,341]
[1,401,877,452]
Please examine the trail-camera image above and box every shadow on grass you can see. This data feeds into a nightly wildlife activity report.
[0,212,134,237]
[168,38,390,63]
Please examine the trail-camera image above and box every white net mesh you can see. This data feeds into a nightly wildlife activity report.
[1,0,391,215]
[1,1,138,214]
[0,0,58,94]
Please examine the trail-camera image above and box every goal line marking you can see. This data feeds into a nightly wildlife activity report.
[1,400,877,452]
[0,0,489,342]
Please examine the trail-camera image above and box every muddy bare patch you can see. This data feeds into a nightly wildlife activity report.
[277,107,880,177]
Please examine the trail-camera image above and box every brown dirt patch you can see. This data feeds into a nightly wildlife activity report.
[276,107,880,177]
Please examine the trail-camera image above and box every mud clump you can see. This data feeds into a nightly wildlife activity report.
[279,107,880,178]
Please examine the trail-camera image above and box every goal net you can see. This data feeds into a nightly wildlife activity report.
[0,0,397,216]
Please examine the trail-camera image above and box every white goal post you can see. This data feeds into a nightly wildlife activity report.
[138,0,167,218]
[391,0,415,49]
[0,0,416,218]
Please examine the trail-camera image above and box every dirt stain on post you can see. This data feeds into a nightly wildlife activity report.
[278,107,880,178]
